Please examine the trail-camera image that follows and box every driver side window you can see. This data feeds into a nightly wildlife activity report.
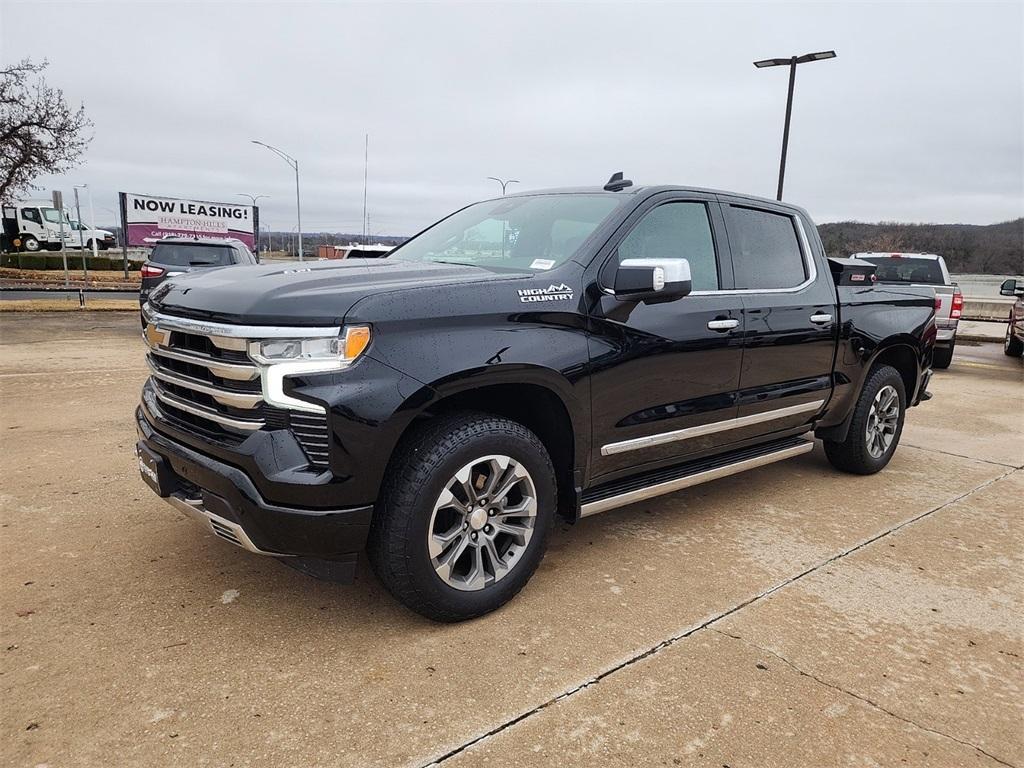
[617,202,719,292]
[22,208,41,225]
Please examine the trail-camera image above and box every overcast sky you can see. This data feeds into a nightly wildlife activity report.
[3,1,1022,234]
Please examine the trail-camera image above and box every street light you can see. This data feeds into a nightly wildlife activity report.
[753,50,836,201]
[251,140,303,261]
[487,177,519,196]
[236,193,268,254]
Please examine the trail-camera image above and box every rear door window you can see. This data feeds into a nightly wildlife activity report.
[726,206,807,290]
[150,244,234,267]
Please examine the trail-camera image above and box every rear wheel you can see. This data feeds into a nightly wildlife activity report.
[933,342,954,369]
[367,412,556,621]
[824,364,906,475]
[1005,315,1023,357]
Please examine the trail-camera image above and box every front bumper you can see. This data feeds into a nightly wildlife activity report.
[136,406,373,563]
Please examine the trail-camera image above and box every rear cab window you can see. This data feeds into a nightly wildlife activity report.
[860,257,946,285]
[725,205,808,290]
[150,244,235,267]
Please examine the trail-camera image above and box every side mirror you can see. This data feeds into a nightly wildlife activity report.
[614,258,692,301]
[999,278,1022,296]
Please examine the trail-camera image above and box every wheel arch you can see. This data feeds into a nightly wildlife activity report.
[392,365,586,522]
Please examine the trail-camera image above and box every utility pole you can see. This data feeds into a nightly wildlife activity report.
[753,50,836,200]
[362,134,369,245]
[72,186,88,285]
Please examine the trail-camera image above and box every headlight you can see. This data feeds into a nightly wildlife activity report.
[247,326,371,414]
[248,326,371,364]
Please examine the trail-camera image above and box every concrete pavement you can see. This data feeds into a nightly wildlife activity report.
[1,312,1020,768]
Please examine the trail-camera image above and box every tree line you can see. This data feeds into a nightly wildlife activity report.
[818,219,1023,275]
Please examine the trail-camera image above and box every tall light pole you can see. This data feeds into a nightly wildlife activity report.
[251,140,303,261]
[487,177,519,196]
[753,50,836,201]
[73,184,99,261]
[236,193,268,254]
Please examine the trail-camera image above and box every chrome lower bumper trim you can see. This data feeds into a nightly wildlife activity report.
[165,493,287,556]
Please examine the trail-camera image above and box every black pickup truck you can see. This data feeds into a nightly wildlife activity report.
[136,178,936,621]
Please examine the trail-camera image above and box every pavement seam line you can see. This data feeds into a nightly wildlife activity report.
[903,442,1021,469]
[421,467,1019,768]
[712,629,1018,768]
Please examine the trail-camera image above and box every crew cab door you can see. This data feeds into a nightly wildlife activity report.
[719,198,837,438]
[586,193,744,481]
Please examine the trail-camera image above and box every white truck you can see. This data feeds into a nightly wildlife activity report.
[2,201,115,252]
[854,252,962,369]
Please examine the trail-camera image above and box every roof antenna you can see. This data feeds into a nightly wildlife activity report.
[603,171,633,192]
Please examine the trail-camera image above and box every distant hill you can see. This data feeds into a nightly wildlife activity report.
[818,219,1023,275]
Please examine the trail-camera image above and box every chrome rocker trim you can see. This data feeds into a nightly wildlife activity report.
[601,399,825,456]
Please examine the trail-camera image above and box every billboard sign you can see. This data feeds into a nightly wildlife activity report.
[120,192,257,249]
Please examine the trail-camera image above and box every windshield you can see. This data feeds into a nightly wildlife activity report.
[150,243,234,267]
[41,207,70,225]
[861,257,945,285]
[390,194,622,271]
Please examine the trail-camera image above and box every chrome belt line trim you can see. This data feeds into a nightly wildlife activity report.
[146,356,263,409]
[582,440,813,517]
[147,344,259,381]
[152,384,264,432]
[601,399,825,456]
[164,494,286,556]
[143,305,340,340]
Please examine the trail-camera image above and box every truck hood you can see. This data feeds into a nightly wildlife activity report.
[149,258,522,326]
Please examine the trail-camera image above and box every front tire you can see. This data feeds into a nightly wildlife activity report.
[933,342,954,369]
[1005,315,1023,357]
[368,412,556,621]
[824,364,906,475]
[22,235,41,252]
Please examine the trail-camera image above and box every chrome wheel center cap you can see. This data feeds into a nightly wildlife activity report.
[469,508,488,531]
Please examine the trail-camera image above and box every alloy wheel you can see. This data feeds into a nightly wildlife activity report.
[865,384,900,458]
[427,454,537,591]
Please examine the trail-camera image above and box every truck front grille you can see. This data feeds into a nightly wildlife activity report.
[142,308,331,468]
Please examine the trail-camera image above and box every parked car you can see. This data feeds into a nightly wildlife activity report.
[135,178,936,621]
[1000,277,1024,357]
[65,217,117,251]
[854,253,961,369]
[139,237,258,306]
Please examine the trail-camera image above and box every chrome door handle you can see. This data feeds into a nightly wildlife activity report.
[707,319,740,331]
[810,313,833,325]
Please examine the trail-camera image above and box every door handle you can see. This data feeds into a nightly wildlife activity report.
[707,319,740,331]
[810,313,833,325]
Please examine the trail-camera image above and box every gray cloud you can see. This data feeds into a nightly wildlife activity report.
[4,1,1022,233]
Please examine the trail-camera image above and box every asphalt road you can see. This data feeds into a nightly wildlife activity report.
[1,312,1021,768]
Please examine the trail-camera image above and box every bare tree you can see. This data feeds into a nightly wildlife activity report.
[0,58,93,203]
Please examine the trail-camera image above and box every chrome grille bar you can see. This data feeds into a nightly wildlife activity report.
[146,344,259,381]
[152,383,265,432]
[146,356,262,409]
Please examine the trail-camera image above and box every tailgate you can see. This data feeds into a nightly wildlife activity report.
[931,284,954,322]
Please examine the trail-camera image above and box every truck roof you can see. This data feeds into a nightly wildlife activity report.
[502,184,813,218]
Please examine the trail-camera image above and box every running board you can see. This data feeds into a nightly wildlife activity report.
[580,436,814,517]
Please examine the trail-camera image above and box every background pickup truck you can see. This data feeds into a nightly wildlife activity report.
[855,252,961,368]
[135,178,936,621]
